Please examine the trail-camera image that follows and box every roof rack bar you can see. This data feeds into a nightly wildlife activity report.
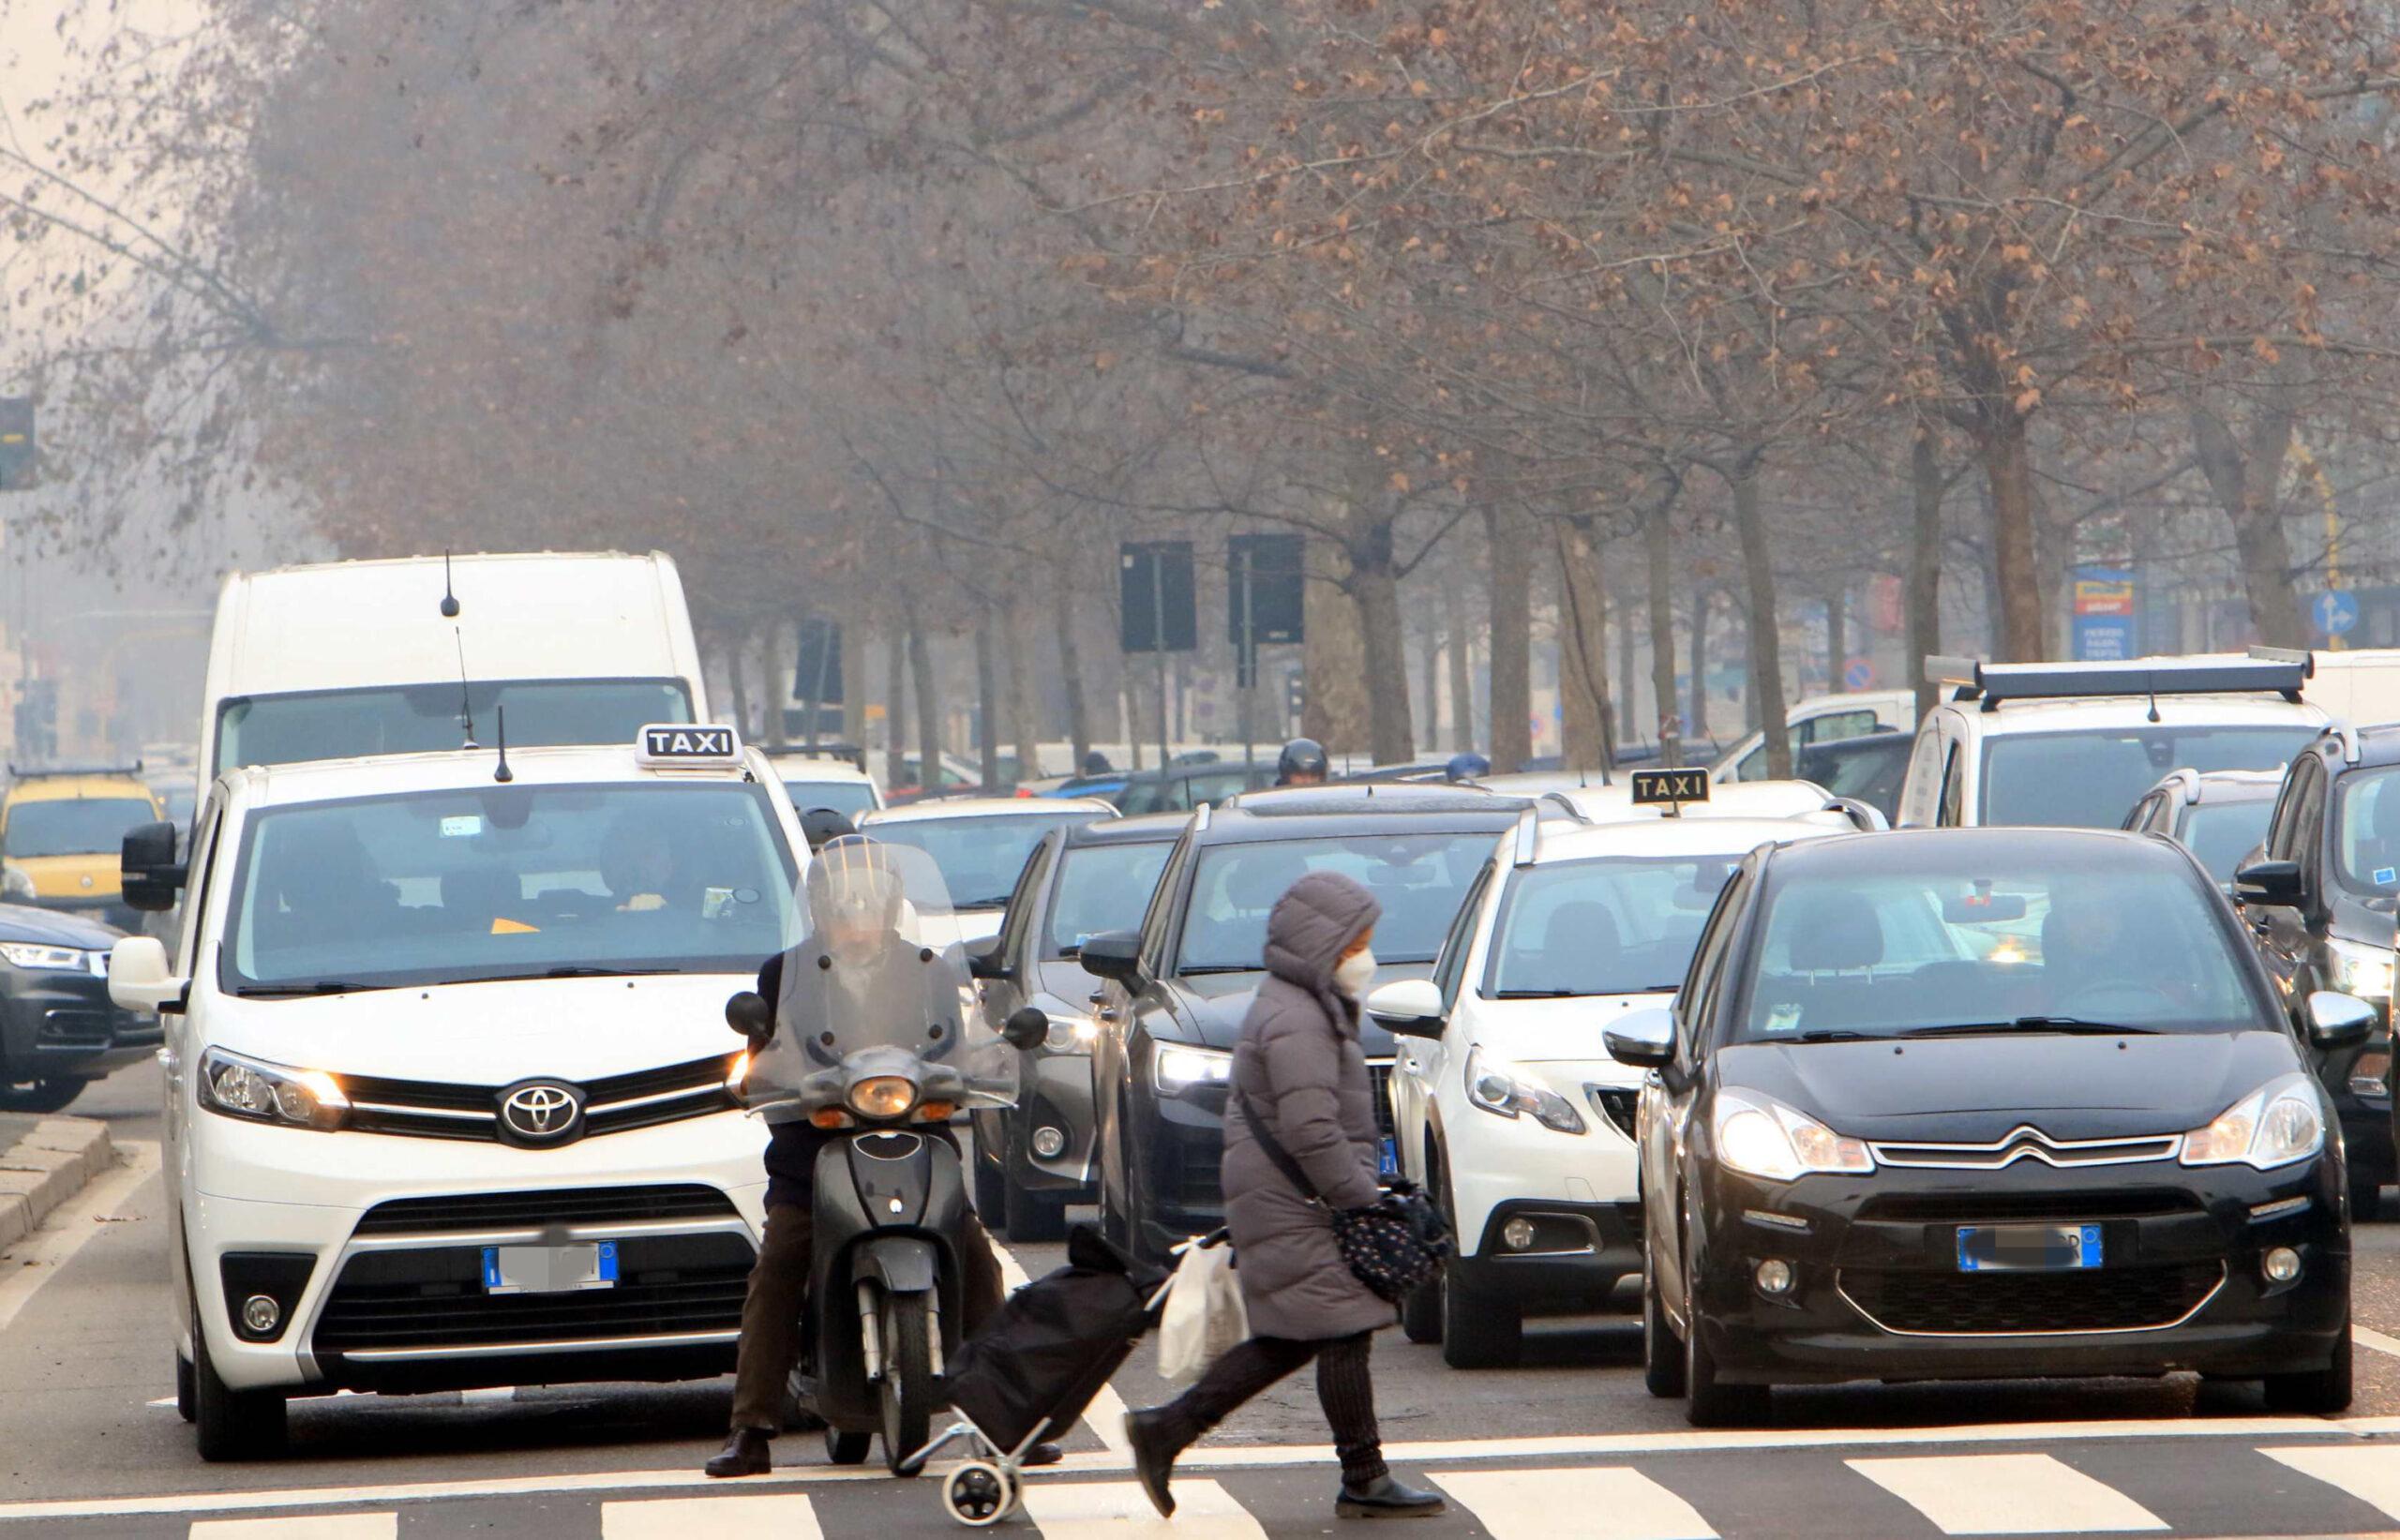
[1920,655,2306,710]
[1511,807,1540,867]
[2248,645,2316,677]
[6,761,146,780]
[1192,801,1212,833]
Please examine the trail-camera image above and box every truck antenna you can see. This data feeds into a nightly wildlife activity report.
[455,628,478,749]
[492,706,514,784]
[440,550,460,619]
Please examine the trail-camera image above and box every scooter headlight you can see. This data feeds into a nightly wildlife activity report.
[848,1075,920,1120]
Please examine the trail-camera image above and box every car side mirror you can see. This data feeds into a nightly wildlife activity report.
[2304,990,2377,1050]
[965,934,1010,981]
[1603,1006,1675,1069]
[1078,930,1145,986]
[1001,1005,1050,1052]
[109,936,188,1014]
[2233,859,2304,909]
[1365,979,1445,1039]
[725,990,772,1039]
[119,820,186,913]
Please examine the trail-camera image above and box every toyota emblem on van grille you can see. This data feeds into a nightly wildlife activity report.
[497,1080,584,1144]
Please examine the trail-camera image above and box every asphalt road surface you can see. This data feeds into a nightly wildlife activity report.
[1,1059,2395,1538]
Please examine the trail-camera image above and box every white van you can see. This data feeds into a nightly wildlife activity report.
[198,552,709,787]
[1710,689,1918,782]
[2254,645,2400,730]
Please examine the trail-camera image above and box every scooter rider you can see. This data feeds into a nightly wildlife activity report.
[1275,737,1330,787]
[705,835,1062,1477]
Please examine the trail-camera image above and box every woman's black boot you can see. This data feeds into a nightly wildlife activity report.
[1335,1473,1447,1518]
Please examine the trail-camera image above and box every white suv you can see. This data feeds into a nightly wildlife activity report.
[109,726,802,1459]
[1372,808,1843,1368]
[1898,655,2327,830]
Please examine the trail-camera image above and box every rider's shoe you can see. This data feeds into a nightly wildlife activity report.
[704,1427,772,1477]
[1334,1473,1448,1518]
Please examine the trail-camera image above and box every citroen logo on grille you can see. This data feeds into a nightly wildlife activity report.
[497,1080,584,1144]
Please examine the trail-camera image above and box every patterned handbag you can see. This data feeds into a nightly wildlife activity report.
[1235,1091,1449,1302]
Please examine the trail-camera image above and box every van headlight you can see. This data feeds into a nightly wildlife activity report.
[2327,938,2393,1002]
[2181,1071,2324,1170]
[1464,1046,1585,1134]
[1153,1043,1232,1093]
[0,942,90,971]
[198,1048,349,1131]
[1713,1090,1873,1180]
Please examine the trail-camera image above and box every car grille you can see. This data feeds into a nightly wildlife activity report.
[339,1054,742,1143]
[1868,1126,2180,1171]
[1367,1059,1396,1139]
[1854,1190,2206,1224]
[311,1232,755,1353]
[36,1009,113,1049]
[352,1185,742,1237]
[1838,1262,2225,1336]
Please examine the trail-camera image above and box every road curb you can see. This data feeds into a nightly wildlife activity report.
[0,1117,115,1254]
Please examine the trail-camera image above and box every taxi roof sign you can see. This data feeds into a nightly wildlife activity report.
[1628,767,1709,813]
[637,723,742,766]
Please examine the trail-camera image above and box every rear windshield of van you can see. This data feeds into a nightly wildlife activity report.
[215,679,693,773]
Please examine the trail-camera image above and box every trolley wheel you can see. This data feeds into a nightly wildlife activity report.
[825,1425,873,1465]
[943,1460,1016,1528]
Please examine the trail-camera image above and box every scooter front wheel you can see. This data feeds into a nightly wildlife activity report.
[879,1292,936,1476]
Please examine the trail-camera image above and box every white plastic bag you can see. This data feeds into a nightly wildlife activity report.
[1157,1240,1248,1385]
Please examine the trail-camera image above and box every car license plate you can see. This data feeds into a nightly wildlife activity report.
[1376,1137,1400,1179]
[482,1241,619,1294]
[1956,1224,2101,1273]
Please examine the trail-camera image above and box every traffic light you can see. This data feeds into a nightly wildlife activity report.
[0,399,33,492]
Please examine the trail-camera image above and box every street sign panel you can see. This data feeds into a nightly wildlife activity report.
[1842,657,1877,691]
[1120,541,1196,653]
[2070,563,2138,661]
[793,618,844,704]
[2314,590,2360,638]
[1226,532,1305,646]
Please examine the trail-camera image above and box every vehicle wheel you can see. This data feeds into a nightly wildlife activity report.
[878,1292,935,1476]
[2349,1173,2385,1221]
[1003,1175,1070,1245]
[0,1078,83,1114]
[191,1320,287,1461]
[943,1460,1016,1527]
[971,1151,1009,1222]
[1642,1241,1686,1398]
[2262,1321,2353,1413]
[174,1351,196,1423]
[824,1425,873,1465]
[1440,1274,1522,1368]
[1400,1274,1444,1344]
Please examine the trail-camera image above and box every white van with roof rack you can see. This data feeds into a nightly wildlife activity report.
[199,551,709,797]
[108,724,795,1461]
[1898,654,2327,830]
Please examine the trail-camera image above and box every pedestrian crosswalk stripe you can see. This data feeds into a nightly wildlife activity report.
[2259,1444,2400,1523]
[1434,1467,1716,1539]
[188,1518,397,1539]
[601,1493,822,1539]
[1020,1478,1266,1538]
[1847,1454,2168,1534]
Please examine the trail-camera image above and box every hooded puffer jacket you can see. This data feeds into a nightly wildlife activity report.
[1220,870,1391,1340]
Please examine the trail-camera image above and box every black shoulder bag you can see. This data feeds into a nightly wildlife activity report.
[1234,1089,1448,1302]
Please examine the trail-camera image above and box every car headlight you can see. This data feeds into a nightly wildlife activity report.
[1464,1045,1585,1134]
[2181,1071,2324,1170]
[0,942,88,971]
[2327,938,2393,1002]
[848,1075,920,1119]
[0,865,35,903]
[1153,1043,1233,1093]
[1043,1011,1102,1054]
[197,1047,349,1131]
[1712,1090,1873,1180]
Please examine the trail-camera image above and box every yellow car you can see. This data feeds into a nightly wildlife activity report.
[0,768,164,925]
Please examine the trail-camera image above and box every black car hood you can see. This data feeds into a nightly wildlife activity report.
[1159,965,1415,1057]
[1718,1029,2304,1142]
[0,903,121,947]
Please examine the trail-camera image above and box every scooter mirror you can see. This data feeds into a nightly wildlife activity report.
[1001,1005,1050,1052]
[726,990,772,1039]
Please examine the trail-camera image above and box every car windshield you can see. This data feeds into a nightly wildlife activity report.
[1733,841,2263,1041]
[1178,831,1499,972]
[216,679,694,774]
[2181,800,2275,885]
[782,779,878,818]
[3,796,158,858]
[1045,840,1175,957]
[2332,765,2400,894]
[865,812,1102,908]
[220,782,796,993]
[1483,855,1744,997]
[1800,740,1910,815]
[1980,725,2316,829]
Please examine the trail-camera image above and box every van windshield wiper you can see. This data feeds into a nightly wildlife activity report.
[233,980,384,997]
[1901,1017,2160,1038]
[1178,964,1261,977]
[507,965,680,981]
[1791,1028,1878,1042]
[1495,988,1584,998]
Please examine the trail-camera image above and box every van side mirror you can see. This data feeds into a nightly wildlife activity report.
[1365,979,1445,1039]
[2304,990,2377,1051]
[965,934,1010,981]
[109,936,188,1013]
[1078,930,1145,986]
[1001,1006,1050,1052]
[120,821,186,913]
[2232,859,2304,908]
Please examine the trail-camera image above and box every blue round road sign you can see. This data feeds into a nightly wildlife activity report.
[2315,590,2360,638]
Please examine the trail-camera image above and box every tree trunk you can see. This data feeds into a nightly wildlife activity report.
[2191,398,2307,648]
[1688,586,1712,742]
[1486,506,1533,773]
[724,635,753,740]
[1976,411,2047,662]
[1444,574,1476,753]
[1302,533,1372,761]
[1731,460,1792,778]
[762,622,790,748]
[1418,610,1441,755]
[840,607,868,749]
[1614,583,1638,748]
[1909,428,1946,720]
[1005,598,1043,782]
[974,614,1002,793]
[1824,587,1846,696]
[1554,517,1616,773]
[883,626,908,790]
[1646,500,1680,762]
[1051,561,1092,770]
[909,620,940,791]
[1348,530,1416,765]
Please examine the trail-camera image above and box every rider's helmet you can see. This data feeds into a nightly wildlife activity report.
[1275,737,1330,786]
[1443,753,1492,784]
[798,806,857,851]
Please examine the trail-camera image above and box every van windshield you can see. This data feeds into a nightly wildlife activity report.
[215,679,694,774]
[219,782,796,993]
[1980,725,2316,829]
[4,797,158,858]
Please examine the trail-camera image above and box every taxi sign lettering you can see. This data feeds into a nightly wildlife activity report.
[638,724,739,763]
[1629,767,1709,806]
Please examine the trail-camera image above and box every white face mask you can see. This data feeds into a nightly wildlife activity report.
[1332,946,1377,998]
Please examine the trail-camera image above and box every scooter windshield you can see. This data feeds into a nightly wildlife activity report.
[747,833,1017,1117]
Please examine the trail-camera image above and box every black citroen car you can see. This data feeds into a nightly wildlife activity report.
[1610,828,2356,1426]
[1079,785,1527,1261]
[0,903,157,1111]
[966,813,1185,1241]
